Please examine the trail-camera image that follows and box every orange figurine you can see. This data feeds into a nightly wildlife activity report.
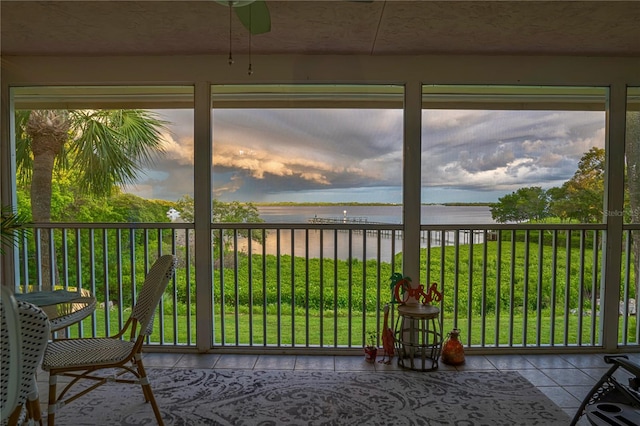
[379,303,395,364]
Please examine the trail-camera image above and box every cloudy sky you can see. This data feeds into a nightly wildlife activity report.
[124,107,605,204]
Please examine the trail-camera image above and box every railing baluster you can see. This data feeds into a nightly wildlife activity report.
[276,229,282,346]
[290,229,296,347]
[549,230,558,346]
[453,230,460,331]
[347,229,353,347]
[171,228,178,345]
[467,230,473,347]
[248,229,254,346]
[305,229,310,346]
[622,230,631,346]
[261,229,267,346]
[536,230,543,347]
[217,228,226,346]
[494,229,502,347]
[233,229,239,346]
[319,229,325,348]
[186,228,192,345]
[578,230,586,345]
[590,230,599,345]
[361,230,366,349]
[426,230,432,285]
[439,229,446,336]
[75,228,85,337]
[376,229,382,339]
[129,227,136,323]
[509,230,516,347]
[49,228,56,287]
[61,228,69,290]
[523,230,530,347]
[102,228,110,337]
[116,229,124,334]
[481,230,488,348]
[333,229,338,347]
[564,229,572,346]
[89,228,97,337]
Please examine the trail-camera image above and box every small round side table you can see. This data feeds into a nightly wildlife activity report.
[394,303,443,371]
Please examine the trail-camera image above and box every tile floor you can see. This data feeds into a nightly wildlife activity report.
[36,351,640,425]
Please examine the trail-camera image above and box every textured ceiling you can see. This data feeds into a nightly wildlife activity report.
[2,0,640,57]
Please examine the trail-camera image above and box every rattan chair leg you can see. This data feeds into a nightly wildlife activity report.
[135,360,164,425]
[26,396,43,425]
[145,385,164,425]
[47,374,58,426]
[7,404,23,426]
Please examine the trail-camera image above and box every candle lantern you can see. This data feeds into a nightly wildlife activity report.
[441,328,465,365]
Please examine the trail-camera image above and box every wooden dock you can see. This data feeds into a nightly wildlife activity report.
[307,216,490,245]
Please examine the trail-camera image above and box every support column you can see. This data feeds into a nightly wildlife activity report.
[194,82,213,352]
[601,83,626,351]
[403,81,422,293]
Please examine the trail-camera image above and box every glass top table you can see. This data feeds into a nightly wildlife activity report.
[14,289,96,332]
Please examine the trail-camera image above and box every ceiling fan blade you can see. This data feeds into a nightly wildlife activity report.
[234,0,271,35]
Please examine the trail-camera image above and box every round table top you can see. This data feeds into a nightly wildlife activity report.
[397,303,440,318]
[14,289,96,332]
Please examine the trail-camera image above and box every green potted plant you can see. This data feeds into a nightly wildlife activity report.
[364,330,378,363]
[1,205,30,254]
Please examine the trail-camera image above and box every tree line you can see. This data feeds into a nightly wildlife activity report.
[490,147,606,223]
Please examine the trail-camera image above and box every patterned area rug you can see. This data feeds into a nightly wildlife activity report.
[53,368,570,425]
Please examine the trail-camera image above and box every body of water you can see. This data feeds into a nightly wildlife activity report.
[233,205,495,261]
[257,204,495,224]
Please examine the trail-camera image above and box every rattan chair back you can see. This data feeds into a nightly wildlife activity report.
[1,286,21,422]
[131,254,177,337]
[1,289,50,425]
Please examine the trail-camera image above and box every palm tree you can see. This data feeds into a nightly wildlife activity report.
[15,109,167,290]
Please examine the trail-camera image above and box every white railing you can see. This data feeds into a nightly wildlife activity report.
[15,222,638,352]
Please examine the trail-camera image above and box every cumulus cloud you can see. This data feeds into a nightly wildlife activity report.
[160,131,194,166]
[125,106,606,203]
[213,174,244,198]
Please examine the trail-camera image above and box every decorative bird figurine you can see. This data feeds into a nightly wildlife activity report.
[379,303,395,364]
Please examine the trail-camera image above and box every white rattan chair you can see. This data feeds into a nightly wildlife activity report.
[1,286,50,426]
[42,254,177,426]
[1,285,21,424]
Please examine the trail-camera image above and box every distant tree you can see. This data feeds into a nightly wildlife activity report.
[491,192,523,223]
[490,186,548,223]
[546,186,572,222]
[174,195,196,222]
[556,147,605,223]
[517,186,549,221]
[174,195,264,256]
[15,109,167,290]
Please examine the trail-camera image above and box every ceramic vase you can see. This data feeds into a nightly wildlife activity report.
[441,328,465,365]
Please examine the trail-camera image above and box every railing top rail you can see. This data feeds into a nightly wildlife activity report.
[26,222,608,231]
[26,222,193,230]
[211,222,404,230]
[421,223,606,230]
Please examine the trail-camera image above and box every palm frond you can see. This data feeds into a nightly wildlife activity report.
[69,109,169,197]
[0,205,31,254]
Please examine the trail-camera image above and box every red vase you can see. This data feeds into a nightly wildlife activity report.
[441,328,465,365]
